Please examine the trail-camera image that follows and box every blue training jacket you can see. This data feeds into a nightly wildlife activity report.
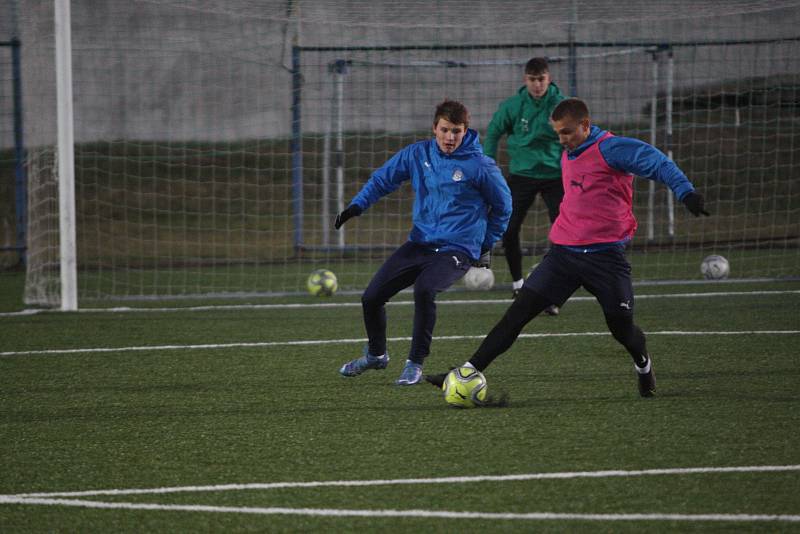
[568,125,695,201]
[350,129,512,260]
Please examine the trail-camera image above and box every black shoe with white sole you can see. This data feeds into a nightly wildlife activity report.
[423,372,447,388]
[636,357,656,397]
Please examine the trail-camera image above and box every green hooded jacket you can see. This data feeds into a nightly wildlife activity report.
[484,82,566,180]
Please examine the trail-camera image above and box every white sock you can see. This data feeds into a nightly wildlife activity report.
[635,357,651,374]
[512,279,524,290]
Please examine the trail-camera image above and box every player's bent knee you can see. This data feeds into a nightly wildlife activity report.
[361,289,386,309]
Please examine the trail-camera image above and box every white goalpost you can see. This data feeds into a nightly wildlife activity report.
[54,0,77,311]
[320,60,348,251]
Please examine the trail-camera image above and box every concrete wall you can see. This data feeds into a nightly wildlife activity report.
[7,0,800,146]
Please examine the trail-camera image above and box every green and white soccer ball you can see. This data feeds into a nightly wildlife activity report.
[307,269,338,296]
[442,366,488,408]
[700,255,730,280]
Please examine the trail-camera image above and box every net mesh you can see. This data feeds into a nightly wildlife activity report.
[12,0,800,305]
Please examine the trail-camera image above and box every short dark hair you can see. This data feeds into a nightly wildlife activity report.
[551,97,590,122]
[525,57,549,76]
[434,99,470,127]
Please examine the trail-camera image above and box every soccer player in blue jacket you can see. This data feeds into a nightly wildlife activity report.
[334,100,512,385]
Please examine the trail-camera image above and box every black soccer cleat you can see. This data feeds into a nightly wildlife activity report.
[423,372,448,388]
[636,358,656,397]
[424,363,462,388]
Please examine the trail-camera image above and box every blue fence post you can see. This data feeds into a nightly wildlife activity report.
[11,37,26,266]
[290,44,303,255]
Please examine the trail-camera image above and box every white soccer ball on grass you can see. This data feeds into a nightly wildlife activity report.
[463,266,494,290]
[700,255,730,280]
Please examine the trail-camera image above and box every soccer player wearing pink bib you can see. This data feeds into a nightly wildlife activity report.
[426,97,709,398]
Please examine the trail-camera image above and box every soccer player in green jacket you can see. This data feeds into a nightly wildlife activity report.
[485,58,566,315]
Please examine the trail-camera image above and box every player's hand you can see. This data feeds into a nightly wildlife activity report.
[475,248,491,268]
[682,192,710,217]
[334,204,363,229]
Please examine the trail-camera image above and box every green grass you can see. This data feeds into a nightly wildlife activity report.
[1,278,799,531]
[0,271,24,312]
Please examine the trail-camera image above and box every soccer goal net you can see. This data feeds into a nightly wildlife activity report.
[16,0,800,307]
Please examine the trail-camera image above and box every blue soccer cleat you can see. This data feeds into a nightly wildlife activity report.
[395,360,423,386]
[339,346,389,377]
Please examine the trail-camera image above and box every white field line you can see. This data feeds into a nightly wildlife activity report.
[1,289,798,317]
[9,464,800,499]
[1,496,799,523]
[3,465,800,523]
[1,330,799,358]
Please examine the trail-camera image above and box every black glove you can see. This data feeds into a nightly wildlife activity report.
[475,248,491,268]
[334,204,363,229]
[682,192,710,217]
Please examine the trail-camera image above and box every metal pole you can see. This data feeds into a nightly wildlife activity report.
[11,37,26,265]
[321,126,330,247]
[647,50,658,242]
[10,0,26,265]
[333,60,347,249]
[55,0,77,310]
[665,47,675,238]
[290,44,303,253]
[568,0,578,96]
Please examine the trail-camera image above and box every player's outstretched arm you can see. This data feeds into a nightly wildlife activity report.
[341,147,412,228]
[484,104,513,159]
[600,137,705,203]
